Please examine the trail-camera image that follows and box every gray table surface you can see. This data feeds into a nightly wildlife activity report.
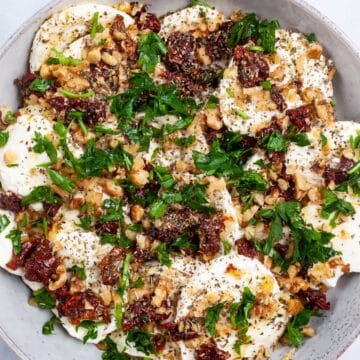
[0,0,359,359]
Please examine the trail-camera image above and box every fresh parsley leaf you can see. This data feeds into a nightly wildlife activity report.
[71,265,87,280]
[205,95,219,109]
[172,234,198,252]
[138,31,167,73]
[76,214,94,230]
[261,130,287,152]
[321,189,355,227]
[321,132,328,148]
[42,316,60,335]
[0,131,9,147]
[126,327,156,356]
[59,89,94,99]
[55,120,68,138]
[0,214,10,232]
[118,253,131,297]
[32,132,57,165]
[260,80,272,91]
[350,131,360,149]
[229,287,256,329]
[47,48,82,66]
[98,198,123,223]
[286,310,320,347]
[29,77,54,93]
[229,13,280,53]
[237,170,267,194]
[205,303,224,336]
[68,110,88,135]
[21,185,61,206]
[173,135,196,148]
[234,108,250,120]
[47,169,76,194]
[32,288,55,310]
[130,277,145,289]
[152,166,177,189]
[307,33,317,43]
[248,45,264,52]
[102,337,130,360]
[5,111,16,124]
[221,239,232,255]
[76,320,103,344]
[94,125,121,136]
[6,229,22,255]
[90,11,104,39]
[289,132,310,147]
[155,243,172,267]
[188,0,213,8]
[233,326,251,355]
[181,183,215,214]
[336,161,360,195]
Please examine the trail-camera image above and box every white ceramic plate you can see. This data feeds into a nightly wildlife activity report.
[0,1,359,359]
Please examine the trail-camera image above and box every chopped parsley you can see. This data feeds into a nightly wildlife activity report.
[5,111,16,124]
[0,214,10,233]
[98,198,123,223]
[205,302,224,336]
[46,169,76,194]
[173,135,196,148]
[6,229,22,255]
[256,201,338,270]
[31,288,55,310]
[42,316,60,335]
[76,320,103,344]
[234,108,250,120]
[155,243,172,267]
[90,11,104,39]
[47,48,82,66]
[126,327,157,356]
[307,33,317,43]
[29,77,54,94]
[0,131,9,147]
[59,89,94,99]
[321,132,328,148]
[321,189,355,227]
[286,310,321,347]
[229,13,280,53]
[21,185,61,206]
[32,132,57,165]
[260,130,287,153]
[102,337,130,360]
[71,265,87,280]
[221,239,232,255]
[138,31,167,73]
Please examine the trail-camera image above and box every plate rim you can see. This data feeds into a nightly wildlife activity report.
[0,0,359,359]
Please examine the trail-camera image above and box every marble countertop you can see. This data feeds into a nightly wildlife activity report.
[0,0,359,359]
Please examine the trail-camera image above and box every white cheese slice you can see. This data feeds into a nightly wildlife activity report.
[176,253,288,358]
[0,114,53,196]
[30,4,134,71]
[159,5,224,39]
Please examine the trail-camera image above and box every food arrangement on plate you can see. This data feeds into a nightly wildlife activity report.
[0,0,359,359]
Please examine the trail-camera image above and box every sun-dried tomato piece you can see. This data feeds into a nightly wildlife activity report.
[122,297,170,331]
[274,243,289,258]
[198,214,224,259]
[286,105,313,132]
[98,247,126,285]
[150,207,203,244]
[6,238,39,271]
[166,32,198,75]
[271,86,287,112]
[203,21,233,61]
[95,221,119,236]
[235,237,260,259]
[0,192,22,212]
[323,156,355,185]
[110,14,126,35]
[298,289,330,310]
[163,321,199,342]
[195,339,230,360]
[233,46,269,88]
[23,237,59,284]
[57,290,110,324]
[136,12,161,32]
